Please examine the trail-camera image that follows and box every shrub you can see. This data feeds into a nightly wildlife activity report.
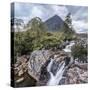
[71,42,87,62]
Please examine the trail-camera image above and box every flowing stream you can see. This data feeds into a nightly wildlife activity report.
[63,41,75,53]
[47,60,65,85]
[46,41,75,86]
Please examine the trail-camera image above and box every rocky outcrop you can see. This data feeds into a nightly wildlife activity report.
[14,55,37,87]
[14,55,29,82]
[37,53,88,86]
[37,51,71,86]
[65,64,88,84]
[37,60,51,86]
[14,50,54,86]
[28,50,54,81]
[14,50,88,87]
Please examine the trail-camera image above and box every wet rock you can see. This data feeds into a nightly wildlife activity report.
[37,51,71,85]
[28,50,53,81]
[51,61,60,75]
[59,77,66,85]
[37,60,51,86]
[50,52,70,76]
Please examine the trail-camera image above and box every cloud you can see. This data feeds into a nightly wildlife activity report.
[29,6,43,19]
[14,3,68,22]
[72,7,88,22]
[50,5,68,20]
[14,2,88,33]
[72,20,88,33]
[66,6,88,33]
[15,3,33,17]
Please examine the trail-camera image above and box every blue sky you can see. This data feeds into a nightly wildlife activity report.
[14,2,88,33]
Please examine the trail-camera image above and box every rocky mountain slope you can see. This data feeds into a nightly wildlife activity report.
[44,15,65,31]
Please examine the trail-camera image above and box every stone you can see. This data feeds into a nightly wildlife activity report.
[28,50,53,81]
[65,65,88,84]
[18,68,24,76]
[15,77,24,83]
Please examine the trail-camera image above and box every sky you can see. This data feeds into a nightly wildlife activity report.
[13,2,88,33]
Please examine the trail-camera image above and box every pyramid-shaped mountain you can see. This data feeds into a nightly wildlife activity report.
[44,15,65,31]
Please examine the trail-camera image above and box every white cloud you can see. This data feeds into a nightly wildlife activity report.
[51,5,68,20]
[66,6,88,33]
[29,6,43,19]
[72,20,88,33]
[72,8,88,22]
[71,8,88,33]
[26,5,69,21]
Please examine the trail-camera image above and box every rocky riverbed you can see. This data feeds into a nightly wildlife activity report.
[13,48,88,87]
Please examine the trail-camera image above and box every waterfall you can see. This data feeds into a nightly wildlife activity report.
[47,59,65,86]
[47,58,54,72]
[46,41,75,86]
[63,41,75,53]
[63,41,75,64]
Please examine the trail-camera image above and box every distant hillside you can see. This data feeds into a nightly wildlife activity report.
[76,33,88,38]
[44,15,65,31]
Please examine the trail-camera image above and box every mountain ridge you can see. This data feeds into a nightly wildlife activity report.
[44,15,65,31]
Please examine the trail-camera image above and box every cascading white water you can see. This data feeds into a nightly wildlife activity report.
[47,58,54,72]
[47,41,75,86]
[47,59,65,86]
[63,41,75,53]
[63,41,75,64]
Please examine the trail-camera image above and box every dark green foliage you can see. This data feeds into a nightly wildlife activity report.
[63,13,75,39]
[71,42,87,62]
[65,13,72,27]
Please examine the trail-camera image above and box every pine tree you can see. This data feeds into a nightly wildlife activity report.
[65,13,72,28]
[65,12,75,33]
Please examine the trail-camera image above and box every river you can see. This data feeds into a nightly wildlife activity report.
[46,41,75,85]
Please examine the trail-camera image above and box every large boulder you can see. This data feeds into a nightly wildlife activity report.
[28,50,54,81]
[37,51,71,85]
[37,59,51,86]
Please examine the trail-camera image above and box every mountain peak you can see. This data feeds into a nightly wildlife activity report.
[52,14,60,18]
[45,15,64,31]
[48,15,61,21]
